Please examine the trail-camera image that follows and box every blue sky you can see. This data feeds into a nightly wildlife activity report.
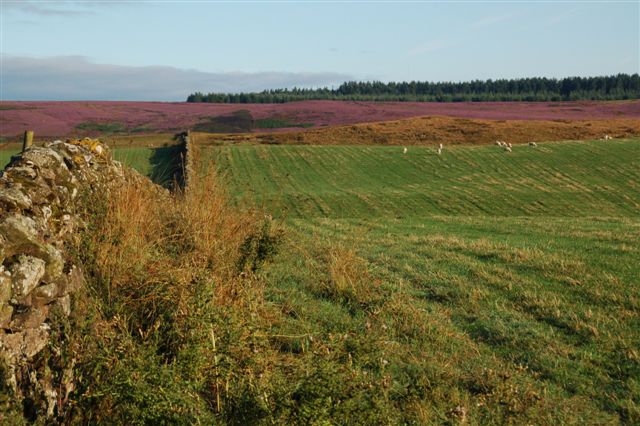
[1,0,638,100]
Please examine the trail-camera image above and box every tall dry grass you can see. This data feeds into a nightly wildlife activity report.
[324,245,382,308]
[64,152,282,423]
[86,162,278,319]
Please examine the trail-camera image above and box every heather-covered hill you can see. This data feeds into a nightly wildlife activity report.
[1,100,639,138]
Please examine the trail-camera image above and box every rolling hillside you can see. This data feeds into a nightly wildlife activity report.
[205,139,640,218]
[1,100,638,137]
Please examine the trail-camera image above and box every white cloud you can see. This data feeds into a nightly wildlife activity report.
[0,55,353,101]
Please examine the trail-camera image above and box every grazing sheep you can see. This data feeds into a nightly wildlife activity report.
[603,134,612,140]
[437,143,443,155]
[529,142,537,147]
[403,147,408,154]
[507,142,512,148]
[495,141,502,146]
[505,146,512,153]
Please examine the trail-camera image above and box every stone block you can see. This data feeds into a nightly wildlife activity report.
[55,295,71,317]
[10,256,46,303]
[0,186,32,211]
[9,305,49,331]
[0,214,42,258]
[59,265,84,295]
[0,269,11,305]
[0,304,13,327]
[42,245,64,282]
[0,326,49,361]
[33,283,59,304]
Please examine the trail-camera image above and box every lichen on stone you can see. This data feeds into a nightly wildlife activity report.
[0,137,126,419]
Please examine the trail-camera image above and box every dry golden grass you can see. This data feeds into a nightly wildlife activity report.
[323,245,381,307]
[77,139,282,355]
[63,143,289,423]
[192,116,640,146]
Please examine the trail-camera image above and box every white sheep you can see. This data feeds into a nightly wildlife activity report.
[529,142,537,147]
[505,146,512,153]
[507,142,512,148]
[403,147,408,154]
[495,141,503,146]
[437,143,443,155]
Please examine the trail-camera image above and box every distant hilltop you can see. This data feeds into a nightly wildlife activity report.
[187,74,640,104]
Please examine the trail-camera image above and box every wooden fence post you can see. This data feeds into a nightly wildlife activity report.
[22,130,34,152]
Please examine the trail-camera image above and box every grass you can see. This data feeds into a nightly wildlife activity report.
[6,137,639,423]
[112,147,156,176]
[255,117,314,129]
[193,110,255,133]
[197,137,640,423]
[267,215,639,422]
[146,143,185,189]
[76,121,127,134]
[192,115,640,147]
[112,144,184,188]
[0,148,20,169]
[206,139,640,218]
[52,151,283,424]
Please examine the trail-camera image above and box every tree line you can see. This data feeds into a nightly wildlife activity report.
[187,74,640,103]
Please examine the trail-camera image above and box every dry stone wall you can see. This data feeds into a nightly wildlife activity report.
[0,138,126,416]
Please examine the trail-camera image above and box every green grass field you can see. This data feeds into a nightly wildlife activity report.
[207,139,640,218]
[0,148,20,169]
[112,146,156,176]
[2,137,639,423]
[200,139,640,423]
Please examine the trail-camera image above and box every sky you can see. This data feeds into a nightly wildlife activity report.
[0,0,638,101]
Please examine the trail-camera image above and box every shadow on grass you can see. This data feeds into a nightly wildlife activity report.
[149,144,185,190]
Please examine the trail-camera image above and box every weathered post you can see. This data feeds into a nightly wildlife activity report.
[183,130,192,191]
[22,130,34,152]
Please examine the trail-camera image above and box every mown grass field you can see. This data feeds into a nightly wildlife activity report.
[207,139,640,218]
[111,146,157,176]
[0,147,19,169]
[199,138,639,423]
